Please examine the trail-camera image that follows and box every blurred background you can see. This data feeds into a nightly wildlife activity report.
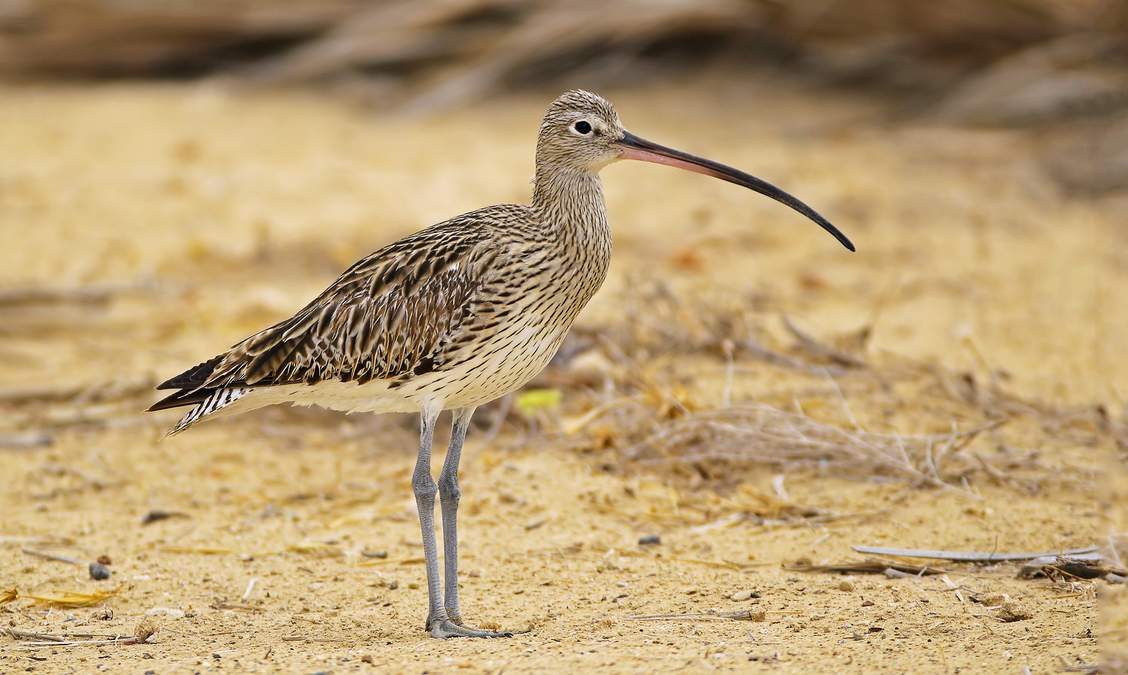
[3,0,1128,193]
[1,1,1126,672]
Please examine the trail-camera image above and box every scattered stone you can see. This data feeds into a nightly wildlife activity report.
[141,509,189,525]
[134,617,159,642]
[361,550,388,559]
[96,555,112,565]
[750,610,767,622]
[837,580,855,592]
[638,534,661,546]
[861,599,875,607]
[730,589,756,601]
[89,562,111,580]
[996,601,1031,623]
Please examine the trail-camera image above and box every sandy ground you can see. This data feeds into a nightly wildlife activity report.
[1,75,1126,673]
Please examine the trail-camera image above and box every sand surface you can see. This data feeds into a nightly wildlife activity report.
[1,76,1125,672]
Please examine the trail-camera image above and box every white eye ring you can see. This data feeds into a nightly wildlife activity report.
[572,120,593,135]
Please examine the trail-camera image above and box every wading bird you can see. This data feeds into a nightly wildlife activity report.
[149,90,853,638]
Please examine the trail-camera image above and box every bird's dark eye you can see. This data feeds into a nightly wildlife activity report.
[573,121,592,135]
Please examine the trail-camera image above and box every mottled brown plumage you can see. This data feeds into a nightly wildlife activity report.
[148,89,851,638]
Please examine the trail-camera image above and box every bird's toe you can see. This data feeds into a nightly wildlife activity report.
[427,618,514,639]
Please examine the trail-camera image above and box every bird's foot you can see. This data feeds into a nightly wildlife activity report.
[427,616,513,639]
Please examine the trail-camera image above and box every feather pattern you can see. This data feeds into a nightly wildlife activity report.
[152,90,618,433]
[202,212,510,390]
[167,387,251,436]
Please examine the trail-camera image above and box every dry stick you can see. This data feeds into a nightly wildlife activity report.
[0,432,53,450]
[782,315,867,369]
[626,609,759,622]
[0,378,157,406]
[6,629,66,642]
[821,367,862,432]
[11,637,145,649]
[6,627,148,649]
[0,282,143,307]
[851,545,1099,562]
[21,548,79,565]
[786,559,946,576]
[240,577,260,603]
[739,335,850,376]
[7,629,128,641]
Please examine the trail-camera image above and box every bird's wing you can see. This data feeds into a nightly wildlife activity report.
[165,214,509,395]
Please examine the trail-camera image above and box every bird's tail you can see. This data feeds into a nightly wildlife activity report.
[166,387,251,436]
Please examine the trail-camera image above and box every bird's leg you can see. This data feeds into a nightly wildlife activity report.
[437,408,469,624]
[415,406,510,639]
[438,407,473,625]
[412,406,446,631]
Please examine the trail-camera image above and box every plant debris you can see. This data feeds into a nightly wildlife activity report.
[24,588,117,608]
[141,510,189,525]
[852,545,1100,563]
[1018,556,1127,582]
[785,559,946,577]
[626,609,764,622]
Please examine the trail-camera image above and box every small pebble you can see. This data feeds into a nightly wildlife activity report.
[837,580,855,592]
[89,562,111,580]
[750,610,767,622]
[996,601,1031,623]
[96,555,112,565]
[638,534,661,546]
[861,599,875,607]
[141,510,188,525]
[730,590,755,601]
[361,550,388,559]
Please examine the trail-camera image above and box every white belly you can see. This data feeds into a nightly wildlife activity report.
[259,380,421,415]
[248,323,566,416]
[399,321,570,409]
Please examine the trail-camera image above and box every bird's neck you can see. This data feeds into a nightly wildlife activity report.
[529,164,613,305]
[531,166,609,244]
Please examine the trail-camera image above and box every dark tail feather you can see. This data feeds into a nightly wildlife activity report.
[167,387,252,435]
[147,387,213,412]
[157,355,224,391]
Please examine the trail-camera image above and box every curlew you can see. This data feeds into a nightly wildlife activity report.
[148,90,854,638]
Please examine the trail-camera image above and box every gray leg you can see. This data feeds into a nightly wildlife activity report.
[414,406,510,639]
[439,407,473,625]
[437,406,469,623]
[412,405,446,630]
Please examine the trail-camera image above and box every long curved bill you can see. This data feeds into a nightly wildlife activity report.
[615,131,855,252]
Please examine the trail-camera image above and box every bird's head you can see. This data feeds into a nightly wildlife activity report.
[537,89,626,173]
[536,89,854,252]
